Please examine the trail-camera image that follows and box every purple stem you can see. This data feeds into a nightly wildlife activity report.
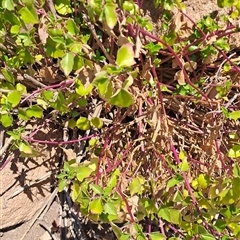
[158,218,166,237]
[0,155,14,171]
[20,80,74,104]
[117,186,135,223]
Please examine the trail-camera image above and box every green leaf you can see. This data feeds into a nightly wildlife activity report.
[228,110,240,121]
[104,3,117,29]
[214,219,226,232]
[0,114,13,127]
[228,145,240,158]
[116,44,136,67]
[70,43,82,54]
[123,1,135,12]
[233,163,240,177]
[150,232,165,240]
[4,10,20,25]
[71,181,80,201]
[58,179,67,192]
[42,90,54,101]
[26,105,43,118]
[232,177,240,200]
[217,0,224,7]
[7,129,22,140]
[2,0,14,11]
[134,224,145,240]
[89,138,98,146]
[16,83,27,94]
[198,225,216,240]
[7,91,21,107]
[123,75,133,90]
[19,141,32,154]
[91,117,103,129]
[1,69,15,84]
[76,166,93,181]
[94,76,113,100]
[18,108,29,121]
[104,202,117,215]
[145,42,162,55]
[129,176,144,196]
[119,234,130,240]
[223,62,231,72]
[93,71,113,99]
[89,198,103,214]
[19,6,39,24]
[110,222,124,239]
[166,175,184,189]
[217,0,238,8]
[104,169,119,196]
[215,38,230,52]
[162,30,177,46]
[109,89,134,107]
[76,117,90,130]
[68,118,76,128]
[10,25,20,34]
[199,233,215,240]
[60,53,75,76]
[90,184,103,194]
[66,19,79,35]
[55,0,73,15]
[197,174,208,189]
[179,150,189,172]
[75,79,93,96]
[37,98,48,109]
[158,207,181,225]
[63,161,71,172]
[180,158,189,172]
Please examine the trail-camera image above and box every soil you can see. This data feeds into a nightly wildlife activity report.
[0,1,240,240]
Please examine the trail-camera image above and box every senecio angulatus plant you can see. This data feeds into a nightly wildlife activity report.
[0,0,240,238]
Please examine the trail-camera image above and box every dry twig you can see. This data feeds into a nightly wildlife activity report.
[20,188,58,240]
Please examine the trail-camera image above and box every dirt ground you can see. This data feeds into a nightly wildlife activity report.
[0,1,239,239]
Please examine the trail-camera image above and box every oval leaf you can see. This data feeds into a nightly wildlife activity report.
[1,69,15,84]
[19,6,39,24]
[7,91,21,107]
[91,117,103,129]
[66,19,79,35]
[228,110,240,121]
[1,114,13,127]
[116,43,135,67]
[129,177,144,196]
[19,141,32,154]
[75,79,93,96]
[26,105,43,118]
[2,0,14,10]
[76,117,90,130]
[104,202,117,215]
[150,232,165,240]
[104,3,117,29]
[158,207,180,225]
[60,53,75,76]
[109,89,134,107]
[76,166,93,181]
[89,199,103,215]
